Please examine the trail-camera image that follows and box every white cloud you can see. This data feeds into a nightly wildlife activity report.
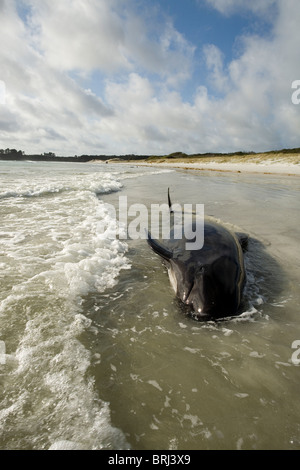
[26,0,194,84]
[0,80,5,105]
[203,44,229,93]
[0,0,196,154]
[0,0,299,155]
[204,0,277,17]
[27,0,129,72]
[102,0,300,154]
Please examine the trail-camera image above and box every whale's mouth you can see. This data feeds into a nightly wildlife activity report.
[184,286,229,320]
[176,298,210,321]
[192,305,215,320]
[184,293,214,320]
[190,306,212,321]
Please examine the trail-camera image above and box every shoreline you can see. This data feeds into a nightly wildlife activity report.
[129,160,300,176]
[100,155,300,176]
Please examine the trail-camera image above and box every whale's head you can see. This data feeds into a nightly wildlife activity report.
[147,227,246,321]
[168,255,244,320]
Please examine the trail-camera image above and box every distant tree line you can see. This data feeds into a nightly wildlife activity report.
[0,148,25,157]
[0,148,150,162]
[1,147,299,163]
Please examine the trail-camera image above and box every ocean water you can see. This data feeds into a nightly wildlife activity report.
[0,160,300,450]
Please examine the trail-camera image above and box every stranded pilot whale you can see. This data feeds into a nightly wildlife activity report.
[147,189,248,320]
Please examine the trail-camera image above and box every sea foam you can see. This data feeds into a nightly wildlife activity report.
[0,165,130,449]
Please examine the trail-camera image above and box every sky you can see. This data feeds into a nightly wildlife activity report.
[0,0,300,156]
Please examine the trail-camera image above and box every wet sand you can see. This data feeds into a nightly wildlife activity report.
[97,166,300,450]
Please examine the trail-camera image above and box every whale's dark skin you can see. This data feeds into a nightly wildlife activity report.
[147,191,248,320]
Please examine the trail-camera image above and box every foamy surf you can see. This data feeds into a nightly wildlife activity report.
[0,170,123,200]
[0,162,130,449]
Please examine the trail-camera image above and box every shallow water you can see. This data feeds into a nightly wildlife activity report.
[0,161,300,449]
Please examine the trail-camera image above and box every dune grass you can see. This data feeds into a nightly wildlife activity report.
[145,149,300,165]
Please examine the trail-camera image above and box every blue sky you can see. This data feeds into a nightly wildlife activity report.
[86,1,261,101]
[0,0,299,155]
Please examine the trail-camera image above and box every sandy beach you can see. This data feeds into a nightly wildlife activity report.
[137,160,300,176]
[108,152,300,176]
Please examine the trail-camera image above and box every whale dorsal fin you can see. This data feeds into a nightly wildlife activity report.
[168,187,173,214]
